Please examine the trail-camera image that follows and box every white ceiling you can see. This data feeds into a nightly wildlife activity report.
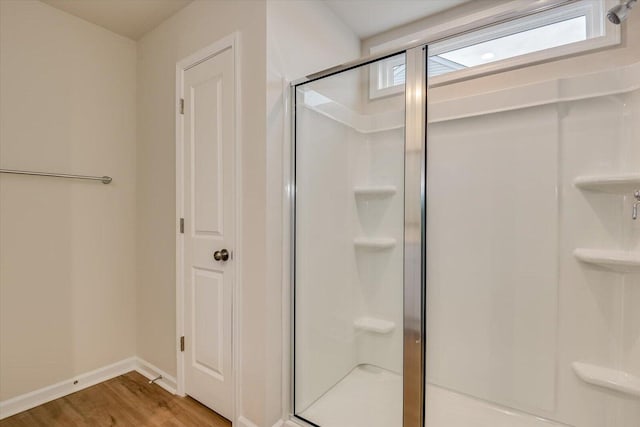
[323,0,470,39]
[41,0,192,40]
[41,0,468,42]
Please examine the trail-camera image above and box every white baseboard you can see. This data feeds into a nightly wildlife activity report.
[134,357,177,395]
[237,415,260,427]
[0,356,179,420]
[0,357,137,420]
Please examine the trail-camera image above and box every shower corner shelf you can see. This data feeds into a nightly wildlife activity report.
[353,185,397,197]
[572,362,640,398]
[574,173,640,193]
[354,317,395,334]
[573,248,640,273]
[354,238,396,250]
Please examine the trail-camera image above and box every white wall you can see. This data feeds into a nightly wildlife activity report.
[136,0,362,423]
[135,0,268,424]
[0,0,136,401]
[0,1,359,424]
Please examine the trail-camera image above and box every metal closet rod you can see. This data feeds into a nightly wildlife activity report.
[0,168,112,184]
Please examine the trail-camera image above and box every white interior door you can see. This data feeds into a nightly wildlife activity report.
[182,46,234,419]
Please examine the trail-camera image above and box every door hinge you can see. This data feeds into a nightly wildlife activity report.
[179,98,184,115]
[179,218,184,234]
[180,336,185,352]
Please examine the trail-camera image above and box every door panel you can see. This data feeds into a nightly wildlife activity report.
[182,46,234,420]
[193,268,225,378]
[193,76,224,235]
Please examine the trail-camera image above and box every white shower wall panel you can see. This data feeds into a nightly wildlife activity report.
[426,64,640,427]
[557,94,629,427]
[427,104,561,415]
[295,81,407,413]
[623,89,640,252]
[295,108,358,411]
[620,89,640,173]
[351,128,404,374]
[557,88,640,427]
[623,276,640,393]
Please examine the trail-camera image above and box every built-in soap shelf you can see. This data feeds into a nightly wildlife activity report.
[354,317,395,334]
[573,249,640,273]
[572,362,640,398]
[353,185,397,198]
[574,173,640,193]
[354,238,396,250]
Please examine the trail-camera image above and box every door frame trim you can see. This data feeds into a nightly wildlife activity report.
[175,32,242,424]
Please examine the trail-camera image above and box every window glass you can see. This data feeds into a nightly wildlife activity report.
[431,16,587,77]
[369,0,618,96]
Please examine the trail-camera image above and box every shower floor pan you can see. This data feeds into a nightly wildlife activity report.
[298,365,571,427]
[298,364,402,427]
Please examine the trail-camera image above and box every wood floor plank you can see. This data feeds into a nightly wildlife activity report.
[0,371,231,427]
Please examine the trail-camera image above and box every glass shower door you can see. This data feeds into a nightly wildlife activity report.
[292,48,425,427]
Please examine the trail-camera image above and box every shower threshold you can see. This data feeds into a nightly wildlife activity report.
[298,364,402,427]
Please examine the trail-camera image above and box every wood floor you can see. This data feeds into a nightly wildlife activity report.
[0,372,231,427]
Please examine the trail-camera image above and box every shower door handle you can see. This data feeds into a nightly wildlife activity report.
[213,249,230,262]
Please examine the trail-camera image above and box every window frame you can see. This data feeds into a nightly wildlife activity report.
[368,0,620,98]
[370,54,407,99]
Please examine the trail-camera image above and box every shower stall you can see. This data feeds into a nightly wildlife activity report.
[290,18,640,427]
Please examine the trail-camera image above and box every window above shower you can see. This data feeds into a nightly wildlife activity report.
[369,0,621,97]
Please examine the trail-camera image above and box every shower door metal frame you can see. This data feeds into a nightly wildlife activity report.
[289,45,427,427]
[403,45,427,427]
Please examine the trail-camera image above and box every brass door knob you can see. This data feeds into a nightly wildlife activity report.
[213,249,230,262]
